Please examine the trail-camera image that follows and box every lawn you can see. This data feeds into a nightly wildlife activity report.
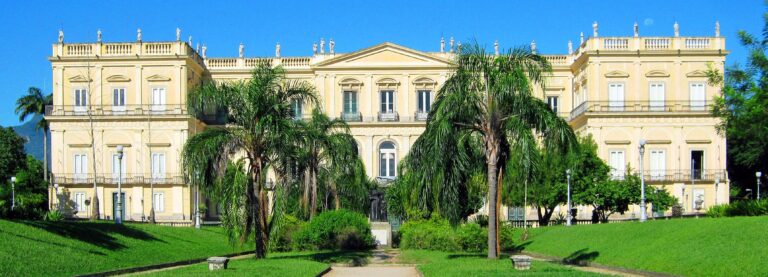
[0,219,248,276]
[143,251,370,277]
[514,216,768,276]
[398,250,605,276]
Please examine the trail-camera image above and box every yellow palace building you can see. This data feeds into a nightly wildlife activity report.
[46,22,728,224]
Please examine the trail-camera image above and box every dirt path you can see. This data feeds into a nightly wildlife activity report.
[323,249,420,277]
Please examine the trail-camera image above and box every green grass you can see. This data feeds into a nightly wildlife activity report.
[513,216,768,276]
[399,250,605,276]
[142,252,331,277]
[0,219,247,276]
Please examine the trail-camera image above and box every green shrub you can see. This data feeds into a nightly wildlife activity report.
[293,209,375,251]
[499,223,516,251]
[705,200,768,217]
[457,223,486,252]
[270,215,305,252]
[471,214,489,228]
[671,203,684,217]
[706,204,728,218]
[399,218,461,252]
[43,210,63,222]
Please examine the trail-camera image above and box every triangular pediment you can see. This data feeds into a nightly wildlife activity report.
[315,42,454,68]
[69,75,92,83]
[604,70,629,78]
[106,75,131,82]
[686,70,708,77]
[147,74,171,82]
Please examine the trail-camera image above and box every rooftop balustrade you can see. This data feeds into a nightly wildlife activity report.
[53,41,205,66]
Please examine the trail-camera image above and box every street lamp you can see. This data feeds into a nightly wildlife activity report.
[566,169,572,226]
[115,145,124,225]
[756,172,762,200]
[639,139,647,222]
[54,184,60,212]
[10,176,16,211]
[714,178,720,205]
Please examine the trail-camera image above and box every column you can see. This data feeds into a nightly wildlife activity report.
[367,75,374,117]
[402,74,409,118]
[329,74,336,116]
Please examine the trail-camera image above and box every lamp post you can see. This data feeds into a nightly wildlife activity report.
[54,184,60,212]
[757,172,762,200]
[10,176,16,211]
[566,169,572,226]
[714,178,720,205]
[639,139,647,222]
[195,184,200,229]
[116,145,124,224]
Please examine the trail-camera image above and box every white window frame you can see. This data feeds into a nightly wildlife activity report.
[153,192,165,212]
[74,88,88,114]
[74,154,88,182]
[649,149,666,181]
[112,87,126,113]
[609,150,626,180]
[689,82,706,111]
[546,95,559,113]
[380,90,395,113]
[151,87,167,112]
[608,82,625,111]
[379,142,397,179]
[151,152,166,182]
[649,82,665,111]
[74,192,87,212]
[343,90,358,114]
[417,90,431,113]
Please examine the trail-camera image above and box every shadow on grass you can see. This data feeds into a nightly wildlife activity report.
[446,253,485,259]
[511,240,533,253]
[0,228,107,256]
[271,251,372,266]
[19,220,162,250]
[563,248,600,266]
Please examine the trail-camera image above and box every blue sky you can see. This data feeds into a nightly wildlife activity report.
[0,0,762,126]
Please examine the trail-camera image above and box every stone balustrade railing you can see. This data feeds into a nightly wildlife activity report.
[206,57,310,70]
[544,55,569,65]
[574,36,724,55]
[53,41,205,66]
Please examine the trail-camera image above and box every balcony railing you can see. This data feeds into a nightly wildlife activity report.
[46,105,188,117]
[569,101,711,119]
[414,111,429,121]
[340,112,362,122]
[639,169,726,182]
[378,111,399,122]
[52,173,186,185]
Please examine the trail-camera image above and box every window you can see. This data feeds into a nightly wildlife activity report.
[417,90,431,113]
[151,87,166,112]
[379,142,396,178]
[507,206,525,221]
[691,150,704,180]
[74,192,87,212]
[608,83,624,111]
[380,90,395,113]
[649,83,665,111]
[113,88,126,112]
[291,99,302,120]
[343,91,358,114]
[649,150,666,180]
[689,83,706,111]
[546,96,559,113]
[74,88,88,113]
[153,192,164,212]
[151,153,166,181]
[112,153,126,183]
[74,154,88,182]
[609,150,625,179]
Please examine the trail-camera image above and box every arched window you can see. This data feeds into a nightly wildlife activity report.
[379,141,396,178]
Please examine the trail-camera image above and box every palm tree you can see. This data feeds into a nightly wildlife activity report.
[182,62,317,259]
[405,44,576,258]
[298,108,358,218]
[15,87,53,182]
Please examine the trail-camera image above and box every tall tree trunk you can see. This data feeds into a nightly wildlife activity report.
[485,138,500,259]
[251,159,269,259]
[302,168,310,217]
[309,167,318,219]
[496,168,502,257]
[331,179,340,210]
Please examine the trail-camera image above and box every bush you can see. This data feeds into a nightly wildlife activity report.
[293,209,375,251]
[671,203,684,217]
[707,200,768,217]
[457,223,486,252]
[271,215,305,252]
[499,223,516,251]
[43,210,63,221]
[706,204,729,218]
[471,214,489,228]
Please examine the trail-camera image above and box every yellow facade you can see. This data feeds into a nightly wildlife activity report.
[47,25,728,223]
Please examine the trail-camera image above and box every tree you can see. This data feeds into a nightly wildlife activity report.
[0,156,49,218]
[15,87,52,182]
[297,108,358,218]
[505,145,571,226]
[706,13,768,196]
[0,127,27,183]
[182,62,317,259]
[402,44,576,258]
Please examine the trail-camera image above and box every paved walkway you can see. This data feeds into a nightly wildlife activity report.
[323,266,420,277]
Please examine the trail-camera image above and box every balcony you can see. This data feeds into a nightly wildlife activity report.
[569,101,711,119]
[46,105,188,117]
[52,173,186,185]
[639,169,726,183]
[414,111,429,121]
[378,111,399,122]
[340,112,362,122]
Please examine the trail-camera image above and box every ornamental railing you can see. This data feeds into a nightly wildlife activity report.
[54,41,203,65]
[340,112,362,122]
[52,173,186,185]
[46,104,188,117]
[378,111,399,122]
[569,100,711,119]
[573,36,725,56]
